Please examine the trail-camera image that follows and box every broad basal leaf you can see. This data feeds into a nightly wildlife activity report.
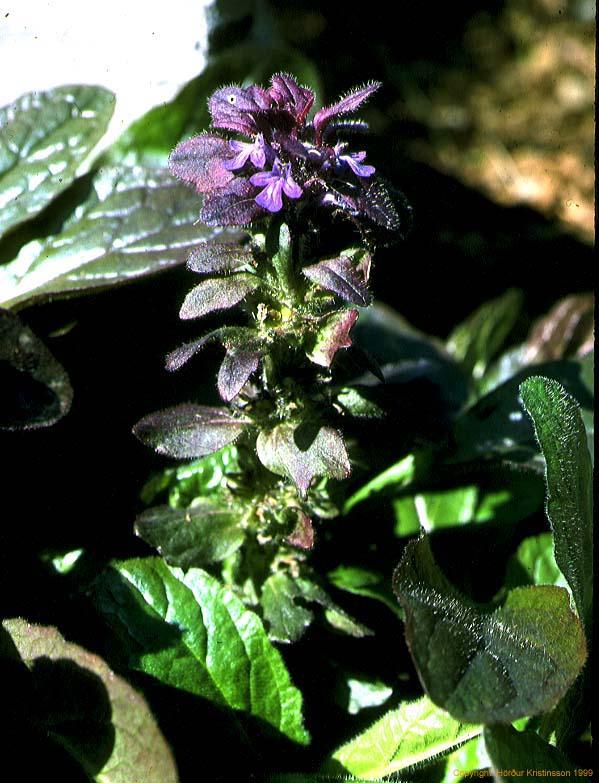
[256,422,350,496]
[93,558,309,744]
[0,166,227,308]
[446,289,523,383]
[504,533,569,592]
[0,85,115,240]
[393,537,586,724]
[2,618,178,783]
[330,696,481,780]
[519,377,593,634]
[135,498,245,568]
[484,724,575,781]
[179,273,260,320]
[133,403,249,459]
[0,308,72,430]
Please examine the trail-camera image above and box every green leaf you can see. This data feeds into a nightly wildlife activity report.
[484,724,576,781]
[0,308,72,429]
[440,735,489,783]
[345,678,393,715]
[2,618,178,782]
[393,477,544,537]
[343,453,420,513]
[306,309,359,368]
[140,446,240,507]
[327,566,403,618]
[93,557,309,744]
[335,387,385,419]
[504,533,569,592]
[393,537,587,723]
[330,696,481,779]
[135,499,245,569]
[0,166,224,308]
[519,377,593,634]
[446,289,523,384]
[256,422,350,497]
[0,85,115,240]
[261,572,371,643]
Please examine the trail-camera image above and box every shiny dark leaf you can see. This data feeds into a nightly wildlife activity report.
[303,254,371,306]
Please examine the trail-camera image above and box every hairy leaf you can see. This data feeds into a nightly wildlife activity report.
[306,309,359,367]
[303,255,371,306]
[256,422,350,496]
[217,347,260,401]
[330,696,481,779]
[0,85,115,240]
[133,404,248,459]
[0,166,223,308]
[484,725,575,781]
[2,618,177,782]
[165,326,257,372]
[135,499,245,568]
[0,308,72,430]
[93,558,309,744]
[187,240,253,274]
[519,377,593,634]
[393,537,586,723]
[168,133,234,191]
[179,272,260,320]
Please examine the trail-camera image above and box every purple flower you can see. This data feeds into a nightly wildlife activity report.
[223,134,269,171]
[334,145,375,178]
[250,160,302,212]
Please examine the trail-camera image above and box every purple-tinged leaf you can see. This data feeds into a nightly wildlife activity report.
[200,177,264,227]
[3,618,178,783]
[303,255,372,306]
[307,309,359,367]
[208,85,264,135]
[285,511,315,550]
[135,499,245,569]
[524,293,594,363]
[256,422,350,496]
[269,73,314,123]
[179,272,260,320]
[165,326,257,372]
[133,404,248,459]
[168,133,234,193]
[187,242,254,275]
[357,178,412,235]
[217,348,261,401]
[313,81,381,143]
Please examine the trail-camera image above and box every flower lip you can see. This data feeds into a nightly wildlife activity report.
[250,159,303,212]
[223,134,269,171]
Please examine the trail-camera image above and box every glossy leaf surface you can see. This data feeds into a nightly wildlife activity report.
[0,85,115,240]
[93,558,309,744]
[0,166,221,308]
